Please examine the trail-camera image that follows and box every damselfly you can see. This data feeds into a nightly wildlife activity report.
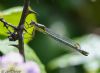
[30,21,88,56]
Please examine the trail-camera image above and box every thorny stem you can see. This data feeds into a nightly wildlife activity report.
[0,0,30,62]
[17,0,30,62]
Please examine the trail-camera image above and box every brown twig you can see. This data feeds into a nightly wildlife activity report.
[0,0,34,62]
[17,0,30,62]
[0,18,17,30]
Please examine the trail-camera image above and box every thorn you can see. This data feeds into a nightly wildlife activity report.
[6,31,11,34]
[28,10,38,15]
[24,28,28,33]
[9,44,19,48]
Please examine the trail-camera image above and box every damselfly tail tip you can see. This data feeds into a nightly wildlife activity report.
[79,50,89,56]
[74,43,89,56]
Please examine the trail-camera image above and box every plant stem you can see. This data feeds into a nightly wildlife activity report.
[17,0,30,62]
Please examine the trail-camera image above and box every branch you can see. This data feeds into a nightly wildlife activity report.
[18,0,30,28]
[0,18,17,30]
[0,0,32,62]
[17,0,30,62]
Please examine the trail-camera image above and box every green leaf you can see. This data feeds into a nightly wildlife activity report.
[0,6,37,43]
[0,39,46,73]
[47,53,86,70]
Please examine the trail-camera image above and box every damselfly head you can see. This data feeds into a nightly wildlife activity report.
[30,21,46,30]
[30,21,36,26]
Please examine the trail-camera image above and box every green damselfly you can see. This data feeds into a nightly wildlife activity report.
[30,21,88,56]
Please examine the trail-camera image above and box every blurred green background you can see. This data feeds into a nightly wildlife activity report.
[1,0,100,73]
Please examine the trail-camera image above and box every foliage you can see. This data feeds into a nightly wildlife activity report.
[0,6,46,73]
[0,6,36,43]
[1,0,100,73]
